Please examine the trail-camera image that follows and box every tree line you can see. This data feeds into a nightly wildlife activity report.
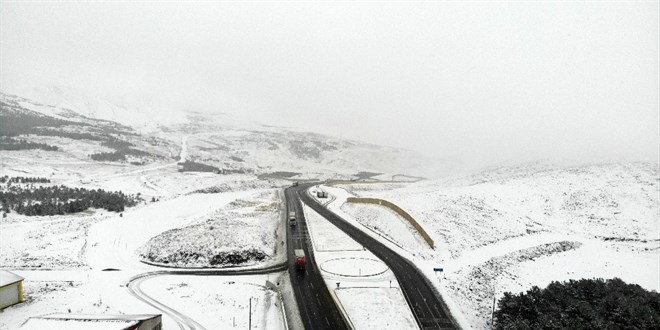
[1,176,51,184]
[90,148,155,162]
[0,137,58,151]
[494,277,660,329]
[1,184,142,216]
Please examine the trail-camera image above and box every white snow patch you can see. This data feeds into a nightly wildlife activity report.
[139,275,286,330]
[335,287,418,330]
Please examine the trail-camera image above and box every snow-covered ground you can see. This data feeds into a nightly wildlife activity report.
[0,147,291,329]
[0,270,151,330]
[137,189,285,268]
[340,202,435,260]
[85,188,264,271]
[139,274,287,329]
[330,162,660,329]
[1,271,287,330]
[4,89,657,329]
[335,287,417,330]
[301,201,419,330]
[0,89,455,329]
[0,215,101,269]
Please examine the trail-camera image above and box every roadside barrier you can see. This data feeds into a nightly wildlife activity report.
[345,197,434,249]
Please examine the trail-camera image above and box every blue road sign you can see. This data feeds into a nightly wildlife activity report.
[433,267,444,272]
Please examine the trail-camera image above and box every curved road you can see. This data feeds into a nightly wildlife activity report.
[297,185,459,330]
[126,263,287,330]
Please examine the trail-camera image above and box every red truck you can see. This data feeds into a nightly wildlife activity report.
[294,249,306,271]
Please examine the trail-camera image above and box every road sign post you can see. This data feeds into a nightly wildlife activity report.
[433,267,444,284]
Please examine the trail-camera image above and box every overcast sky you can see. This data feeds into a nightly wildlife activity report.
[1,2,658,168]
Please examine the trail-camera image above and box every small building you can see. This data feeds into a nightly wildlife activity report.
[22,314,162,330]
[0,270,24,309]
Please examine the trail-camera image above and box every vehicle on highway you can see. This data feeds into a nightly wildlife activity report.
[292,181,299,186]
[294,249,306,271]
[289,211,296,226]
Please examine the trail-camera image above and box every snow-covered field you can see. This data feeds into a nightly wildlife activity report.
[0,270,150,330]
[138,189,285,268]
[332,162,660,329]
[0,215,100,269]
[139,274,287,329]
[335,287,417,330]
[0,146,290,329]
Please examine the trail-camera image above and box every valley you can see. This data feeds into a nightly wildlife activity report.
[0,91,658,330]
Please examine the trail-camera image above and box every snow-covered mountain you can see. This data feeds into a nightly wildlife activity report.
[1,89,453,178]
[8,86,187,130]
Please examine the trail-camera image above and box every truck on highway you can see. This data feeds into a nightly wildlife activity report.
[294,249,306,271]
[288,211,296,226]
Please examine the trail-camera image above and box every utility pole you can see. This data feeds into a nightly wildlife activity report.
[248,298,252,329]
[491,295,496,329]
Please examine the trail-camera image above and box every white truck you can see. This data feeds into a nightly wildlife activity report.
[288,211,296,226]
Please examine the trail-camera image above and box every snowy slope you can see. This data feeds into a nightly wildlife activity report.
[334,162,660,329]
[11,86,186,130]
[2,88,451,178]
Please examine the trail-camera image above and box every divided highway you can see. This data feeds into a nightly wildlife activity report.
[297,185,459,330]
[285,186,350,330]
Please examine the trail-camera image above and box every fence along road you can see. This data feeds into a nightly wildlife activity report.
[299,187,459,330]
[285,185,350,330]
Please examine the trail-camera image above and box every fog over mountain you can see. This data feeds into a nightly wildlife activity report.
[1,4,659,330]
[1,2,658,170]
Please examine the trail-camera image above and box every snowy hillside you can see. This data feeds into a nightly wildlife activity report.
[10,86,187,130]
[180,130,443,179]
[336,162,660,329]
[2,89,449,178]
[138,189,283,268]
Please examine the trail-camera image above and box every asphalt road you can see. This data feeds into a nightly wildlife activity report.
[126,263,287,330]
[299,187,459,330]
[285,186,350,330]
